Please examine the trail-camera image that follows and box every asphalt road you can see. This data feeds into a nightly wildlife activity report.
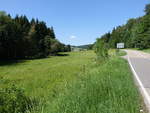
[125,49,150,112]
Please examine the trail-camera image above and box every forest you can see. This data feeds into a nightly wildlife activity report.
[95,4,150,50]
[0,12,71,59]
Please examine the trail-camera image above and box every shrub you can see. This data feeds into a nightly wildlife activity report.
[94,38,109,61]
[0,85,37,113]
[116,49,127,56]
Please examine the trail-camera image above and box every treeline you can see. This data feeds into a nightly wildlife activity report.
[0,12,71,59]
[95,4,150,50]
[77,44,94,50]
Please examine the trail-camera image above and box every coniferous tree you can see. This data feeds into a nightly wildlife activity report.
[145,4,150,15]
[95,3,150,50]
[0,12,70,59]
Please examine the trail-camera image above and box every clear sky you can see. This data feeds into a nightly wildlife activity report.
[0,0,149,46]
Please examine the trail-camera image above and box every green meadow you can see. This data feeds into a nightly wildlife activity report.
[0,51,95,97]
[0,51,145,113]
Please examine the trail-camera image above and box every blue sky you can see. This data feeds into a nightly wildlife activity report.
[0,0,149,46]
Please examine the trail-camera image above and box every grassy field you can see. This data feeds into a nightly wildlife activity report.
[0,51,95,98]
[0,50,145,113]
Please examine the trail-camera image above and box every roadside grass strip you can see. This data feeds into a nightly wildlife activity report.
[45,56,143,113]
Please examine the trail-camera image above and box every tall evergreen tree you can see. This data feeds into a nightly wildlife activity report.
[145,4,150,15]
[0,12,70,59]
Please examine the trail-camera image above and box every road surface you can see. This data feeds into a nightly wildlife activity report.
[125,49,150,112]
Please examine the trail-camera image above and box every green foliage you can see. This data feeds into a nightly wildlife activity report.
[0,51,95,99]
[142,48,150,53]
[94,34,109,61]
[0,13,70,59]
[131,15,150,49]
[96,4,150,50]
[45,55,142,113]
[0,11,7,16]
[44,35,52,55]
[49,38,61,54]
[76,44,94,50]
[65,45,71,52]
[145,4,150,15]
[0,85,37,113]
[0,51,145,113]
[116,49,127,56]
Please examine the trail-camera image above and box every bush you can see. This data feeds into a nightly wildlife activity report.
[94,38,109,61]
[0,85,37,113]
[116,49,127,56]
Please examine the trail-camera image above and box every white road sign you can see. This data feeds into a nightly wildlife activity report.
[117,43,124,49]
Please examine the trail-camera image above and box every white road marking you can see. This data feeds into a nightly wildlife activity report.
[127,54,150,112]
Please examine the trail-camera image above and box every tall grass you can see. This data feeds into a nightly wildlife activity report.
[0,51,96,113]
[44,56,142,113]
[0,51,95,98]
[0,51,144,113]
[115,49,127,56]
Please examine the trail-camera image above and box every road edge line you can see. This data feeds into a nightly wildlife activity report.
[127,55,150,112]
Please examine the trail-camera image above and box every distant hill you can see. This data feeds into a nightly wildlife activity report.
[71,44,93,51]
[72,44,93,50]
